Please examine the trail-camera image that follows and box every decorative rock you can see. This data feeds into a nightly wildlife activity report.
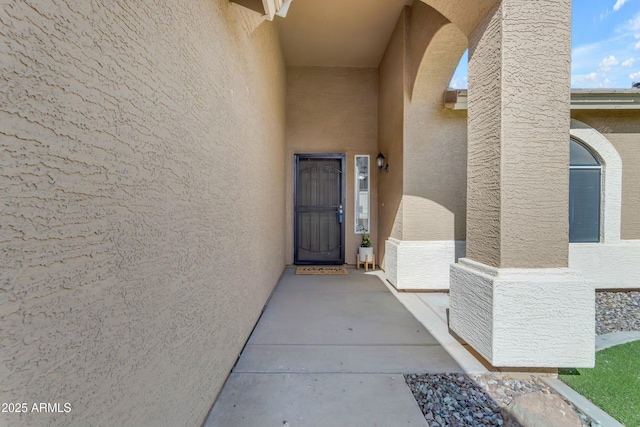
[403,294,635,427]
[500,392,582,427]
[596,291,640,335]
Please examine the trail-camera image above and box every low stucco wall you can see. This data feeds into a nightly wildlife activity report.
[1,1,286,426]
[385,239,466,289]
[285,66,379,265]
[570,242,640,289]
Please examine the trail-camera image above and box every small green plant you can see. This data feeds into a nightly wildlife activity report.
[361,234,371,247]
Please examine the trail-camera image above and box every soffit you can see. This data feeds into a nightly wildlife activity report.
[275,0,413,67]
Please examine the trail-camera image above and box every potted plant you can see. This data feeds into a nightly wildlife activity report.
[359,233,373,262]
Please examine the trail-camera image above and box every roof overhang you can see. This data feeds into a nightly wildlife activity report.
[444,89,640,110]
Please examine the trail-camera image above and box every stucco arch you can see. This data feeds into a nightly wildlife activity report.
[411,25,467,100]
[402,4,468,242]
[570,119,622,243]
[419,0,500,36]
[407,2,467,99]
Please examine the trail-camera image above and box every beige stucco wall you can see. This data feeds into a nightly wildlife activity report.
[465,4,503,268]
[403,3,468,242]
[377,4,467,267]
[571,111,640,240]
[377,8,408,265]
[1,1,285,426]
[285,66,379,265]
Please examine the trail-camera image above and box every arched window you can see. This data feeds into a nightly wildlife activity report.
[569,138,601,242]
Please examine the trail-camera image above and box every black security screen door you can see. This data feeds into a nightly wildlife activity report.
[294,154,345,264]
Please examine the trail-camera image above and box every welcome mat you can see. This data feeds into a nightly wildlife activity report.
[295,266,348,275]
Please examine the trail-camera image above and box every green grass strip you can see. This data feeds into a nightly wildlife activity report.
[559,340,640,427]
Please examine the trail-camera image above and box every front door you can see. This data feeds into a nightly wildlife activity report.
[294,154,345,264]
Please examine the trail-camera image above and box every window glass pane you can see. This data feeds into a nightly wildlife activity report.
[355,156,369,233]
[569,169,601,242]
[570,139,600,166]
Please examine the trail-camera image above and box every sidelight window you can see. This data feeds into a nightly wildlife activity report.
[355,155,370,234]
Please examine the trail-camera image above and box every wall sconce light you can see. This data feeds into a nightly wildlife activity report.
[376,152,389,172]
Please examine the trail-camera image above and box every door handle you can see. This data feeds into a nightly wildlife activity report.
[338,205,344,224]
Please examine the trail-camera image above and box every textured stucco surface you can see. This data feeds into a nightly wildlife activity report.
[403,3,467,242]
[467,0,571,269]
[378,4,468,272]
[406,2,451,99]
[386,5,469,289]
[569,242,640,289]
[466,5,503,268]
[377,9,407,266]
[437,115,636,290]
[571,111,640,240]
[285,66,378,265]
[386,239,465,290]
[450,259,595,367]
[1,1,285,426]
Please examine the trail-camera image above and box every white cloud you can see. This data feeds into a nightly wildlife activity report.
[630,70,640,79]
[613,0,629,11]
[573,72,598,84]
[627,14,640,31]
[622,58,636,67]
[636,40,640,49]
[449,76,468,89]
[600,78,613,87]
[599,55,619,71]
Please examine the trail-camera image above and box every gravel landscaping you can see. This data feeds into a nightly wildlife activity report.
[405,290,640,426]
[596,291,640,335]
[405,373,593,427]
[405,373,505,427]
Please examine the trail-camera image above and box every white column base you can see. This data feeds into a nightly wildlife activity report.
[450,258,595,368]
[569,241,640,289]
[384,238,465,290]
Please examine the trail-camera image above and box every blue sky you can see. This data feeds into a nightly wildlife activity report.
[450,0,640,89]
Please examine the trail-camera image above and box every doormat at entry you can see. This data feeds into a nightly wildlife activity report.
[295,266,348,275]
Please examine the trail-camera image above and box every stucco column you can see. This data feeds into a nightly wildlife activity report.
[450,0,595,367]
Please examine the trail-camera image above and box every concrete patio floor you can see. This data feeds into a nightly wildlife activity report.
[203,267,463,427]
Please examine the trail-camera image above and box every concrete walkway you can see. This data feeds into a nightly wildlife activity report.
[204,267,462,427]
[595,331,640,351]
